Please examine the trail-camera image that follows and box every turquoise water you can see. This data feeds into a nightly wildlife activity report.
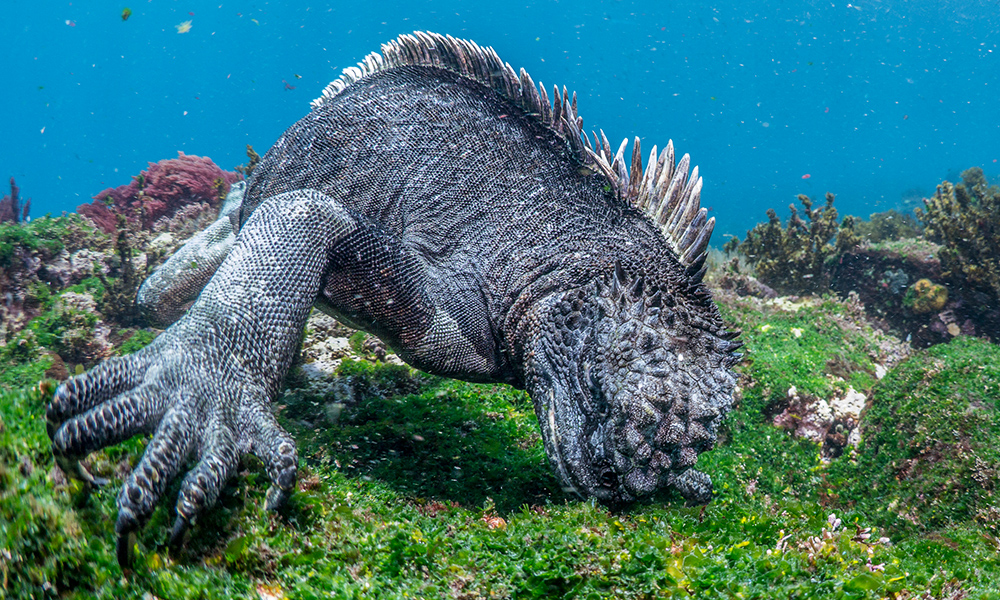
[3,0,997,237]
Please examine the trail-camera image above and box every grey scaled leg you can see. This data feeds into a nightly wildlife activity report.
[136,181,245,327]
[47,189,362,567]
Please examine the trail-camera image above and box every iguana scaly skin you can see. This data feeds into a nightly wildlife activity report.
[47,32,741,566]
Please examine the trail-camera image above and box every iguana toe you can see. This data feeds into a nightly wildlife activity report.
[113,407,196,565]
[47,355,152,431]
[48,355,160,487]
[50,388,162,463]
[175,428,239,526]
[248,409,299,509]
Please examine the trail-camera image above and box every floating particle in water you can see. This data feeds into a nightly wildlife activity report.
[802,174,811,179]
[176,20,192,33]
[65,20,76,27]
[762,122,770,127]
[121,7,131,21]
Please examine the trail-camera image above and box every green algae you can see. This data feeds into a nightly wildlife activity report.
[4,317,1000,597]
[0,214,108,269]
[717,295,885,414]
[828,336,1000,531]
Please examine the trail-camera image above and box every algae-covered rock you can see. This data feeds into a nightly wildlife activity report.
[903,277,948,314]
[830,336,1000,530]
[852,208,923,243]
[918,167,1000,302]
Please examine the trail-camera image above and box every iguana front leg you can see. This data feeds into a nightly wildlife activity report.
[47,189,411,566]
[136,181,245,327]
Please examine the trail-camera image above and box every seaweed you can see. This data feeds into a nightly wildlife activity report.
[0,177,29,224]
[917,167,1000,302]
[96,215,143,327]
[78,152,241,234]
[234,144,261,179]
[727,192,859,295]
[853,208,923,243]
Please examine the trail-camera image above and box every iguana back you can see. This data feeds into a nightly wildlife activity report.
[242,35,718,384]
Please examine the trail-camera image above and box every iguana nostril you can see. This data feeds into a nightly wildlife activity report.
[599,469,619,489]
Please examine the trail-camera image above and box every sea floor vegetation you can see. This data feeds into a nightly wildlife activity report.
[3,291,1000,598]
[723,168,1000,347]
[3,165,1000,598]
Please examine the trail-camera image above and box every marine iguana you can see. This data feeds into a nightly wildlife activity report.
[46,32,741,565]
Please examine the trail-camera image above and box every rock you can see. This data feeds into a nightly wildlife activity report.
[773,385,867,459]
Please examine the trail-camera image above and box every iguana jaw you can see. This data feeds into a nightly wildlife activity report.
[522,291,638,508]
[527,360,635,507]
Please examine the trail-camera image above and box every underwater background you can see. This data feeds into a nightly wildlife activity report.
[3,0,998,237]
[7,2,1000,598]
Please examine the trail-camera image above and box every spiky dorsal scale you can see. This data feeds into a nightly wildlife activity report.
[311,31,714,273]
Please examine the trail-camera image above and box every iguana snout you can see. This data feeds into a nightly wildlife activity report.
[525,269,739,507]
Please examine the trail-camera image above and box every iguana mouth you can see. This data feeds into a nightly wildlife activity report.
[539,375,643,507]
[543,390,581,498]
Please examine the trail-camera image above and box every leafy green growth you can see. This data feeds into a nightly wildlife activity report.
[66,277,106,303]
[0,221,61,267]
[116,329,158,356]
[0,213,108,268]
[1,294,95,370]
[917,167,1000,302]
[23,292,100,364]
[3,304,1000,597]
[829,337,1000,531]
[719,295,880,417]
[0,353,52,390]
[0,278,110,387]
[347,331,368,355]
[727,193,859,295]
[852,209,923,244]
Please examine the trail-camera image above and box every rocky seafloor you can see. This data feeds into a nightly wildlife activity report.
[2,161,1000,598]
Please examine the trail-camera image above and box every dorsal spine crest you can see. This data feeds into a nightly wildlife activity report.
[312,31,715,271]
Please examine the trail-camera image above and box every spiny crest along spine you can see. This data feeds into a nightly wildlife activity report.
[312,31,715,275]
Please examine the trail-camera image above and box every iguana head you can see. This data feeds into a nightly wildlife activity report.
[523,266,740,507]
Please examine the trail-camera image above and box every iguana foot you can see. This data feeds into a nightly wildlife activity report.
[48,190,376,567]
[47,323,298,568]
